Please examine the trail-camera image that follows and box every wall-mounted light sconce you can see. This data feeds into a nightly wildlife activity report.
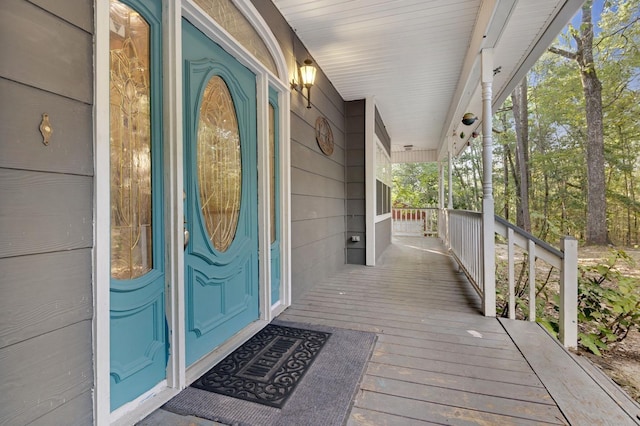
[461,112,477,125]
[299,59,317,108]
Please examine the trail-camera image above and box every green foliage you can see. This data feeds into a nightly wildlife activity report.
[538,316,560,337]
[450,142,483,211]
[392,163,439,208]
[495,249,640,356]
[494,254,559,324]
[477,0,640,245]
[575,250,640,355]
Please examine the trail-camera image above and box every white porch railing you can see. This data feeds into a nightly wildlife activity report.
[441,209,578,348]
[392,208,438,237]
[447,210,484,294]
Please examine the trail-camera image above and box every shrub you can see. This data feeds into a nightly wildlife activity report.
[576,250,640,355]
[497,249,640,356]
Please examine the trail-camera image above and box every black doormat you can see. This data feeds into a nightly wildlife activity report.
[191,324,331,408]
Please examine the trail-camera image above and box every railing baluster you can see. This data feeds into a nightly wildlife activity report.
[444,212,579,348]
[492,216,577,348]
[475,218,480,289]
[392,207,439,237]
[528,239,536,322]
[444,210,484,297]
[508,228,515,319]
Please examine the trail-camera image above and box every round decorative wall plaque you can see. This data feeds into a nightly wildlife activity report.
[315,116,334,156]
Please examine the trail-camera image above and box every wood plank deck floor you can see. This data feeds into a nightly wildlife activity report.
[145,236,639,426]
[277,236,639,426]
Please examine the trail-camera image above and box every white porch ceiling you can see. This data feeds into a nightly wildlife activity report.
[271,0,584,159]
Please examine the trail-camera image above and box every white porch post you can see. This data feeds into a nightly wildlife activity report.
[481,48,496,317]
[438,161,444,210]
[560,236,578,348]
[438,160,444,241]
[445,149,453,247]
[447,149,453,210]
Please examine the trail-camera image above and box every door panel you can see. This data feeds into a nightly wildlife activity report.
[110,277,166,409]
[182,19,259,366]
[109,0,166,411]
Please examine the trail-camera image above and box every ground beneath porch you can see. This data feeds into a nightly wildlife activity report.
[577,246,640,405]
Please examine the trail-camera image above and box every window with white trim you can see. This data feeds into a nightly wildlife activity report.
[376,140,391,216]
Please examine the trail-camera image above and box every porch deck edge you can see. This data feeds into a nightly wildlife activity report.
[571,344,640,422]
[499,318,640,425]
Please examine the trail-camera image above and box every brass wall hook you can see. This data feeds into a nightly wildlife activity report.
[39,113,53,146]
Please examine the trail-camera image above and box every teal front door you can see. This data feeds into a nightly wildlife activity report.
[182,19,260,366]
[109,0,167,411]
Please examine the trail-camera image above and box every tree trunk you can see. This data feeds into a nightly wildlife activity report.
[580,2,608,244]
[504,145,510,221]
[549,0,608,244]
[452,162,471,209]
[534,106,550,240]
[511,76,531,232]
[621,127,637,246]
[470,143,482,210]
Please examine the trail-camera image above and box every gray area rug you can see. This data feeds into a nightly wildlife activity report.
[162,320,377,426]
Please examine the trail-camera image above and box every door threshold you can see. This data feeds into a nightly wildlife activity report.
[186,319,269,384]
[110,381,179,426]
[108,320,268,426]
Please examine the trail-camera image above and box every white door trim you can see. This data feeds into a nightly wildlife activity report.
[93,0,110,423]
[162,0,186,394]
[365,97,376,266]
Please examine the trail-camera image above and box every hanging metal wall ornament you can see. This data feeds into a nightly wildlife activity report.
[315,116,334,156]
[461,112,477,125]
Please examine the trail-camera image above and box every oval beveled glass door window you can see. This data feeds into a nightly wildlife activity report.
[197,76,242,252]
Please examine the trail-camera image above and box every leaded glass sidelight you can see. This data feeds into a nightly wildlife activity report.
[110,0,153,280]
[269,103,276,244]
[197,76,242,252]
